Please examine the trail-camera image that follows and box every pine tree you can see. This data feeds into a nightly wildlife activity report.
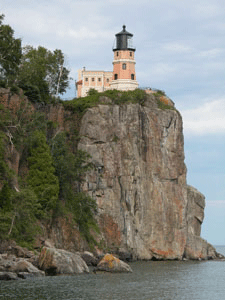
[27,131,59,212]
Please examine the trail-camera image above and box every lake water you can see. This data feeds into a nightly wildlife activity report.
[0,246,224,300]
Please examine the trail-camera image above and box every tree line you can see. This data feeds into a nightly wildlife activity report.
[0,14,70,103]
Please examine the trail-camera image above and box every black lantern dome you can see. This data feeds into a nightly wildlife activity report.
[113,25,135,51]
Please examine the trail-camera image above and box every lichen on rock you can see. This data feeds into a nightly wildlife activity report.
[95,253,132,273]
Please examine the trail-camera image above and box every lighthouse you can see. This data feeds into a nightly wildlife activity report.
[110,25,138,91]
[76,25,138,97]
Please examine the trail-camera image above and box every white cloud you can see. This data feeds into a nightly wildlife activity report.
[198,48,224,58]
[193,3,222,19]
[58,27,114,41]
[181,98,225,135]
[163,42,193,53]
[206,200,225,207]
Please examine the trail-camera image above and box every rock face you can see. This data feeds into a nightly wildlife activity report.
[38,247,89,275]
[95,254,132,273]
[78,97,217,260]
[185,186,219,259]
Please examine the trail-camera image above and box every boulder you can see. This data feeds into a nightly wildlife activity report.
[95,254,132,273]
[81,251,98,266]
[0,254,17,271]
[38,247,89,275]
[0,272,18,280]
[18,272,39,279]
[0,254,44,278]
[10,260,45,276]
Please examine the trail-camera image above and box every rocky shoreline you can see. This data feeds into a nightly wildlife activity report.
[0,240,224,281]
[0,241,133,280]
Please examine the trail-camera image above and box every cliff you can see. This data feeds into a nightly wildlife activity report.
[77,95,216,260]
[0,88,219,260]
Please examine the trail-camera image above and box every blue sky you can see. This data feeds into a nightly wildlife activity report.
[1,0,225,245]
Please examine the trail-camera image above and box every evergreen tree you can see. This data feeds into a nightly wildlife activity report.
[0,181,11,211]
[27,131,59,212]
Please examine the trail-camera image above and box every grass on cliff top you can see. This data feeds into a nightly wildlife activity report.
[63,88,175,114]
[63,88,147,114]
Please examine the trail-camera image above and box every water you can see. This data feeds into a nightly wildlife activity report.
[0,246,225,300]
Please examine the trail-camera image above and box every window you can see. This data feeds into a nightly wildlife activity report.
[117,52,119,56]
[131,74,135,80]
[130,52,132,57]
[114,74,118,80]
[85,78,88,82]
[122,63,126,70]
[92,78,95,82]
[98,78,101,82]
[106,78,109,82]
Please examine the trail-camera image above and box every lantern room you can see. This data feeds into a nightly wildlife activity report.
[113,25,135,52]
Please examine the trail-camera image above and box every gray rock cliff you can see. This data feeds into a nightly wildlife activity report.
[78,96,218,260]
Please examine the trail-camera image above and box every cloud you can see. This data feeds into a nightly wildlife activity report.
[193,2,223,19]
[181,98,225,135]
[163,42,193,53]
[197,48,224,58]
[207,200,225,207]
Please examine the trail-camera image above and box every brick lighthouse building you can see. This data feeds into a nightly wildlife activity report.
[76,25,138,98]
[111,25,138,91]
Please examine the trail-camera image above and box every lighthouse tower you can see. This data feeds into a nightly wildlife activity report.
[110,25,138,91]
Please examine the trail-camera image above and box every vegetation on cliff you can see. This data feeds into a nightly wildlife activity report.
[63,88,148,114]
[0,91,99,249]
[0,14,70,104]
[63,88,174,115]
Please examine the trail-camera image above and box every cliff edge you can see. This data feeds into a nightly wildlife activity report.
[78,94,218,260]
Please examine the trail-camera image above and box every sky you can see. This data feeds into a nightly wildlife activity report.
[1,0,225,245]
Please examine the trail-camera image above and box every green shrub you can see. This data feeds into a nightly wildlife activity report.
[112,135,119,143]
[0,188,41,248]
[157,98,175,110]
[63,88,147,114]
[67,192,99,245]
[155,89,166,96]
[19,83,41,103]
[10,85,20,95]
[0,80,7,88]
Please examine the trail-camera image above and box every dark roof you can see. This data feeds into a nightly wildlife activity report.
[115,25,133,37]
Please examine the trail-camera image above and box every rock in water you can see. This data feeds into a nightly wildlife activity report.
[38,247,89,275]
[95,254,132,273]
[81,251,98,266]
[10,260,45,277]
[0,272,18,280]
